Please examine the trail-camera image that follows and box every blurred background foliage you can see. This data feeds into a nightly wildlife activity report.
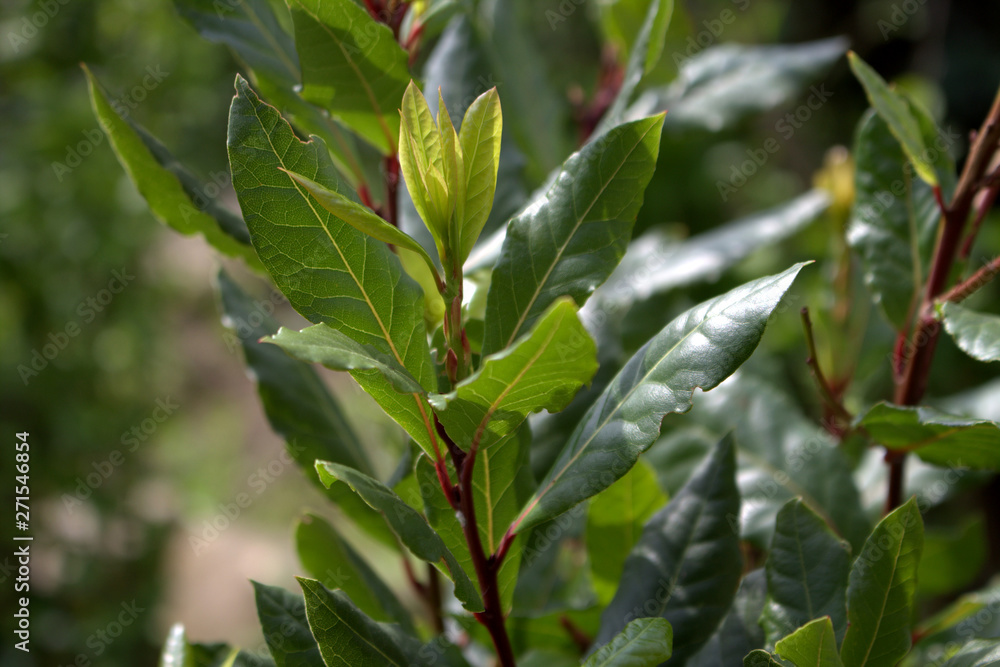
[0,0,997,664]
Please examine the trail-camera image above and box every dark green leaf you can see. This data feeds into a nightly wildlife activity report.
[775,617,844,667]
[860,403,1000,470]
[517,264,806,535]
[840,497,924,667]
[252,581,324,667]
[315,461,483,611]
[593,436,742,665]
[942,302,1000,363]
[482,114,664,355]
[687,569,768,667]
[761,500,852,647]
[583,618,673,667]
[744,650,783,667]
[289,0,410,153]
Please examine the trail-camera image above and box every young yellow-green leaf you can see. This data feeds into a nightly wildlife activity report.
[761,500,852,647]
[840,497,924,667]
[399,81,451,251]
[482,114,665,355]
[251,581,325,667]
[848,52,937,186]
[315,461,484,612]
[942,302,1000,363]
[860,403,1000,470]
[228,76,441,458]
[430,298,597,451]
[775,617,844,667]
[456,87,502,262]
[587,460,667,604]
[438,90,466,261]
[281,168,441,282]
[85,66,261,269]
[583,618,673,667]
[289,0,410,153]
[515,263,807,535]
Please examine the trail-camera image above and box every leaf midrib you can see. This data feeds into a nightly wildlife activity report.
[310,586,405,666]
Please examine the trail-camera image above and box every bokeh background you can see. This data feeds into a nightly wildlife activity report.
[1,0,998,664]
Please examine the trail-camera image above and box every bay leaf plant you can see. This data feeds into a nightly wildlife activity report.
[85,0,1000,665]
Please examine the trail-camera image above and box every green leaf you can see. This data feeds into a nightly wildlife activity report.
[516,263,806,535]
[228,76,442,458]
[775,617,844,667]
[583,618,673,667]
[848,105,954,329]
[431,299,597,450]
[85,66,261,268]
[217,271,395,547]
[160,624,191,667]
[280,168,441,281]
[456,87,502,262]
[942,302,1000,363]
[593,435,743,665]
[315,461,484,611]
[252,581,324,667]
[629,38,847,132]
[160,626,260,667]
[762,500,852,647]
[840,497,924,667]
[482,114,665,355]
[439,90,466,265]
[744,650,784,667]
[918,518,987,596]
[848,52,937,186]
[860,402,1000,470]
[687,569,768,667]
[294,513,413,631]
[297,578,419,667]
[266,324,425,395]
[399,81,451,247]
[289,0,410,153]
[940,639,1000,666]
[598,0,673,76]
[587,460,667,605]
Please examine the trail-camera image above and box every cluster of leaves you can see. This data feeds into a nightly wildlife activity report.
[87,0,1000,666]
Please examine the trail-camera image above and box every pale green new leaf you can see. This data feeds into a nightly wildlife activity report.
[775,617,844,667]
[840,497,924,667]
[289,0,410,153]
[457,87,502,262]
[252,581,325,667]
[848,52,937,186]
[942,302,1000,363]
[482,114,665,355]
[516,263,807,534]
[860,403,1000,470]
[583,618,673,667]
[399,81,450,248]
[439,91,466,263]
[315,461,483,611]
[431,299,597,451]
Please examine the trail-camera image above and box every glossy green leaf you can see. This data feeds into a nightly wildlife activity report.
[456,87,502,262]
[266,324,425,395]
[482,114,665,355]
[297,578,419,667]
[439,91,466,264]
[86,66,260,268]
[160,624,191,667]
[431,299,597,450]
[744,650,784,667]
[848,52,937,186]
[840,497,924,667]
[228,76,441,457]
[593,436,742,665]
[848,105,954,329]
[583,618,673,667]
[599,0,673,76]
[762,500,852,647]
[294,513,413,631]
[860,403,1000,470]
[775,617,844,667]
[940,639,1000,666]
[315,461,483,611]
[629,38,847,132]
[399,81,451,246]
[517,263,806,534]
[688,569,768,667]
[252,581,324,667]
[289,0,410,153]
[942,302,1000,363]
[281,169,441,281]
[217,271,395,547]
[587,460,667,604]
